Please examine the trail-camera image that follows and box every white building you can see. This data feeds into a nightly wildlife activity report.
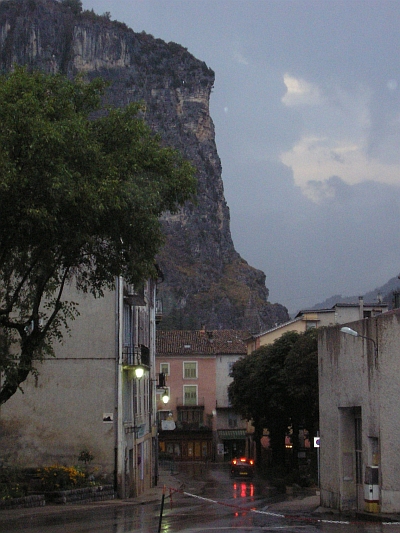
[318,309,400,513]
[0,277,160,498]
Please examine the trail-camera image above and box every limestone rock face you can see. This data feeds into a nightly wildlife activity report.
[0,0,289,332]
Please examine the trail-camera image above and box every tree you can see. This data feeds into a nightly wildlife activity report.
[228,330,318,470]
[284,328,319,437]
[228,350,267,462]
[61,0,83,15]
[0,67,196,405]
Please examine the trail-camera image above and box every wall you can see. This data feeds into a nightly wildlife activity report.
[215,354,237,408]
[248,318,305,353]
[0,287,117,480]
[158,355,216,419]
[318,311,400,513]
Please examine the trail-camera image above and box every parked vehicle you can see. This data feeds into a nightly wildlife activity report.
[230,457,255,478]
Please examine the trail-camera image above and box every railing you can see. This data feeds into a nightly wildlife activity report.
[175,421,212,431]
[122,346,150,368]
[157,418,211,432]
[175,397,205,407]
[155,299,163,324]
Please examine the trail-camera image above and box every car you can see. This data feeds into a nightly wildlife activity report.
[230,457,255,478]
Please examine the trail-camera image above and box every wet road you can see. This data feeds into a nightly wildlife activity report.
[4,464,400,533]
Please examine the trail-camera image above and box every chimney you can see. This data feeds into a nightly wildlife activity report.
[359,296,364,319]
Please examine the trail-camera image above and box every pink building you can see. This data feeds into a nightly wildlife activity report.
[156,329,248,461]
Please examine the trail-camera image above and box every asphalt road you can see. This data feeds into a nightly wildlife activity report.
[1,463,399,533]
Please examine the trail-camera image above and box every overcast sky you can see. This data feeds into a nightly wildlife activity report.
[82,0,400,314]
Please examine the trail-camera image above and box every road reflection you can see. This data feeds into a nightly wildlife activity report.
[232,481,255,499]
[4,464,400,532]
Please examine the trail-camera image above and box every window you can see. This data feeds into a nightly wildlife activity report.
[228,418,238,428]
[160,363,170,376]
[183,361,197,379]
[178,407,203,427]
[183,385,197,405]
[123,304,133,347]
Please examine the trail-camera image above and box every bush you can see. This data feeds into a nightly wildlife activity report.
[0,468,29,500]
[38,465,86,491]
[0,482,26,500]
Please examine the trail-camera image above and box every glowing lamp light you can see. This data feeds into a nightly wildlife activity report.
[162,389,170,404]
[134,366,144,379]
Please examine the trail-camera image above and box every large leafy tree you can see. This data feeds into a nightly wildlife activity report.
[228,330,318,469]
[227,350,266,462]
[0,67,196,405]
[284,328,319,447]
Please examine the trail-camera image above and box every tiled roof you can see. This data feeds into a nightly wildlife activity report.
[156,330,249,356]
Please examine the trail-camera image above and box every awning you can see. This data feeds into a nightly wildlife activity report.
[218,429,247,440]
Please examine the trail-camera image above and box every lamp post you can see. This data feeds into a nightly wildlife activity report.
[340,327,378,365]
[154,383,170,487]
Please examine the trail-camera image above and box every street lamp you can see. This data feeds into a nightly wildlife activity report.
[134,366,144,379]
[340,326,378,365]
[162,388,170,404]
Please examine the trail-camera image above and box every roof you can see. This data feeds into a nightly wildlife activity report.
[248,301,390,340]
[295,302,388,317]
[156,330,249,356]
[245,317,304,341]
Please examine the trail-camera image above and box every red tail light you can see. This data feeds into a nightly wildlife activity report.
[239,457,247,462]
[249,459,254,465]
[232,459,237,465]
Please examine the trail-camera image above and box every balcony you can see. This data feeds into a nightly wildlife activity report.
[175,397,205,408]
[122,345,150,368]
[158,404,212,432]
[155,299,163,324]
[123,284,146,307]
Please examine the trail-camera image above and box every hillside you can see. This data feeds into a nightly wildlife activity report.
[0,0,289,332]
[311,276,400,311]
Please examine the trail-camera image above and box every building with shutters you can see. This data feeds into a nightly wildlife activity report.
[155,329,250,461]
[0,276,161,499]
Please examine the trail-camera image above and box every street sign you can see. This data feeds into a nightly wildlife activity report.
[314,437,320,447]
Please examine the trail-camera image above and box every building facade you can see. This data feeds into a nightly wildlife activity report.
[155,329,249,462]
[318,309,400,513]
[0,277,160,499]
[246,298,387,354]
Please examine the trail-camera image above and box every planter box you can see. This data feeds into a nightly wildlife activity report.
[0,494,45,510]
[45,485,115,504]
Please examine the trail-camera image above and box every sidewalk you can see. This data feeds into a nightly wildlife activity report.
[0,465,182,530]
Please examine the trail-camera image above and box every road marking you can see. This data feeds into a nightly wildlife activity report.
[167,487,400,527]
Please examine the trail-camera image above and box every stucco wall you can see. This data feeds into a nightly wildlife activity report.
[319,311,400,513]
[158,355,216,420]
[215,354,238,407]
[0,288,117,480]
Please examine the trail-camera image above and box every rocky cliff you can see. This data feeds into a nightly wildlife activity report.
[0,0,289,332]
